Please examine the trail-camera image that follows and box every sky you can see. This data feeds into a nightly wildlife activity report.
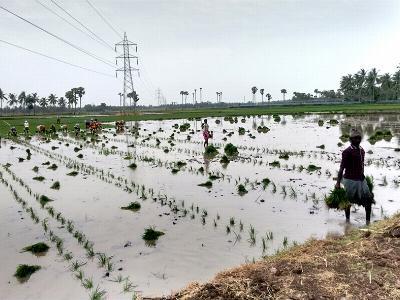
[1,0,400,106]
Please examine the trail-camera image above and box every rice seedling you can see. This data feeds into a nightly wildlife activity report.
[67,221,74,233]
[289,186,297,199]
[106,260,114,272]
[171,168,179,174]
[142,226,165,243]
[229,217,235,226]
[269,161,280,168]
[271,182,277,193]
[22,242,49,255]
[33,176,45,181]
[238,127,245,135]
[262,178,271,189]
[122,280,136,293]
[42,161,50,165]
[239,220,243,231]
[281,185,287,197]
[279,153,289,160]
[75,270,84,281]
[204,145,219,158]
[14,264,41,280]
[121,202,141,211]
[209,174,221,180]
[70,260,86,271]
[224,143,238,156]
[128,163,137,169]
[198,181,212,188]
[86,247,95,259]
[77,153,84,159]
[50,181,60,190]
[64,252,73,261]
[283,236,288,248]
[248,225,256,245]
[266,231,273,240]
[226,225,231,234]
[47,163,58,170]
[318,119,324,126]
[220,155,230,164]
[32,166,39,173]
[82,277,94,289]
[237,184,248,195]
[67,171,79,176]
[89,286,106,300]
[213,219,217,227]
[325,188,350,210]
[316,144,325,149]
[41,219,48,232]
[307,164,321,172]
[97,253,108,268]
[39,195,53,207]
[261,237,267,253]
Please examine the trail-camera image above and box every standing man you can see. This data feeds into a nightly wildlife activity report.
[202,119,210,148]
[335,128,373,225]
[23,120,29,135]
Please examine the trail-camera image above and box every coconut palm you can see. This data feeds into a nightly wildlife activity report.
[251,86,258,103]
[354,69,367,100]
[25,93,38,115]
[0,88,7,114]
[58,96,66,108]
[365,68,378,101]
[266,93,272,104]
[65,90,76,113]
[340,74,355,99]
[378,73,393,100]
[180,91,185,105]
[314,89,319,98]
[184,91,189,104]
[280,89,287,101]
[8,93,17,108]
[260,89,264,103]
[392,69,400,100]
[75,87,85,111]
[39,97,48,109]
[18,91,26,109]
[48,93,58,107]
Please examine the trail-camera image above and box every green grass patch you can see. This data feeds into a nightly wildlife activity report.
[14,264,41,280]
[22,242,49,254]
[142,226,165,242]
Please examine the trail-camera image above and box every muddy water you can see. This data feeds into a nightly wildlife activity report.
[1,113,399,298]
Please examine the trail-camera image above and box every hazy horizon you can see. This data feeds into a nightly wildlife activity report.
[1,0,399,106]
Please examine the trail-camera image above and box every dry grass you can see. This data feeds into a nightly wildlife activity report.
[157,214,400,300]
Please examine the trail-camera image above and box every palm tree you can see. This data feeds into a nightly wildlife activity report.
[180,91,185,105]
[58,97,66,109]
[48,94,58,107]
[0,88,7,114]
[251,86,258,103]
[314,89,319,98]
[65,90,76,114]
[194,89,197,104]
[340,74,355,99]
[280,89,287,101]
[260,88,264,103]
[266,93,272,104]
[39,97,48,109]
[199,87,202,103]
[378,73,393,100]
[75,87,85,111]
[8,93,17,109]
[18,91,26,109]
[354,69,367,101]
[25,93,38,115]
[365,68,378,101]
[184,91,189,104]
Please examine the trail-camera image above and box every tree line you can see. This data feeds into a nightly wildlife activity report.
[0,87,85,115]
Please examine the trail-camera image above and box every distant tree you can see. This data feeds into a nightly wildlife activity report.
[18,91,26,109]
[180,91,185,105]
[260,88,264,103]
[25,93,38,115]
[75,87,85,111]
[0,88,7,113]
[58,96,66,108]
[39,97,48,109]
[8,93,17,108]
[378,73,393,100]
[127,90,139,111]
[65,90,76,114]
[314,89,319,98]
[365,68,378,101]
[280,89,287,101]
[48,93,58,107]
[251,86,258,103]
[393,68,400,100]
[184,91,189,104]
[266,93,271,104]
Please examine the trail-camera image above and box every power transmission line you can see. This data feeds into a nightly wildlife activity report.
[34,0,116,53]
[85,0,123,39]
[0,5,115,68]
[50,0,115,51]
[0,39,114,77]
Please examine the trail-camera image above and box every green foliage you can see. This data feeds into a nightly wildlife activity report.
[257,126,270,133]
[307,164,321,172]
[224,143,238,156]
[121,201,141,211]
[220,155,230,164]
[50,181,60,190]
[22,242,49,254]
[368,130,393,144]
[238,127,245,135]
[14,264,41,279]
[67,171,78,176]
[39,195,53,207]
[325,188,350,210]
[204,145,219,157]
[279,153,289,160]
[366,175,374,192]
[237,184,248,195]
[128,163,137,169]
[262,178,271,189]
[142,226,165,241]
[179,123,191,132]
[269,161,281,167]
[198,181,212,188]
[33,176,45,181]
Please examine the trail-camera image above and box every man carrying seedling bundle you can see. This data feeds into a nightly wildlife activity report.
[202,119,211,148]
[335,129,373,225]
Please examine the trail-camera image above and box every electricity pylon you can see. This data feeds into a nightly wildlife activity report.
[115,32,139,113]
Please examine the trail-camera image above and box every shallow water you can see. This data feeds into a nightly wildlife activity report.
[1,113,399,298]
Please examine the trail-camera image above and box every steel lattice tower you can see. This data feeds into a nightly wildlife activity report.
[115,32,139,112]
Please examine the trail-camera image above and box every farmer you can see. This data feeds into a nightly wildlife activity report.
[202,119,211,148]
[335,128,373,225]
[74,123,80,137]
[56,116,60,124]
[24,120,29,135]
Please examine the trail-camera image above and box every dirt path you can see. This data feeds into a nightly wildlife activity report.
[159,214,400,299]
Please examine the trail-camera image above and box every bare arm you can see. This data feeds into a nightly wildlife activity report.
[336,151,347,188]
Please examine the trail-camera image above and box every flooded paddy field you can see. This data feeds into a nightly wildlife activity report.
[1,113,400,299]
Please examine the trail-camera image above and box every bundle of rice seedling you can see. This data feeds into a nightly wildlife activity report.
[204,145,219,157]
[325,188,350,210]
[224,143,238,156]
[366,175,374,192]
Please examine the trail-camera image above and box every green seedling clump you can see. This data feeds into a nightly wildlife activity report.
[204,145,219,157]
[198,181,213,188]
[33,176,45,182]
[32,166,39,173]
[307,164,321,172]
[67,171,79,176]
[128,163,137,169]
[22,242,49,254]
[47,163,58,170]
[224,143,238,156]
[325,188,350,210]
[179,123,191,132]
[50,181,60,190]
[14,264,41,280]
[238,127,246,135]
[279,153,289,160]
[121,201,141,211]
[368,130,393,144]
[269,161,281,167]
[39,195,53,207]
[209,174,221,180]
[238,184,248,195]
[142,227,165,242]
[257,126,270,133]
[220,155,230,164]
[262,178,271,188]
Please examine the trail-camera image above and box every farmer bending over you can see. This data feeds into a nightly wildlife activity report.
[24,120,29,135]
[335,129,373,225]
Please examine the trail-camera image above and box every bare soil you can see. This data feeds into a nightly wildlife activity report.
[157,214,400,300]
